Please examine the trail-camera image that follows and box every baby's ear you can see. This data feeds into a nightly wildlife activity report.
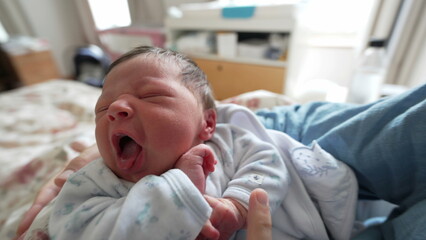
[199,108,216,141]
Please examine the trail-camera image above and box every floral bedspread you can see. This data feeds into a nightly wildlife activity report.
[0,80,101,239]
[0,80,294,239]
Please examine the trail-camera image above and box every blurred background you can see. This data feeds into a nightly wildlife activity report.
[0,0,424,103]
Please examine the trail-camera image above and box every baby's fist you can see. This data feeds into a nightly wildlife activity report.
[175,144,216,193]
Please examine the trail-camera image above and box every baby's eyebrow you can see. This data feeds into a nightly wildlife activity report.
[135,81,174,94]
[97,90,114,101]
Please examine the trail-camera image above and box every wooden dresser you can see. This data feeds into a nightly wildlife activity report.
[193,57,285,100]
[0,48,61,90]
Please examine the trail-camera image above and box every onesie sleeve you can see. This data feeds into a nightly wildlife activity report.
[218,125,289,211]
[49,159,211,240]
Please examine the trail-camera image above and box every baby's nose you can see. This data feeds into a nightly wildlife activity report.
[107,99,133,121]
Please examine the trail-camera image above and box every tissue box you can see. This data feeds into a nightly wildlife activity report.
[237,39,268,59]
[216,32,237,58]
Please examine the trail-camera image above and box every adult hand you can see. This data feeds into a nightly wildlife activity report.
[15,144,100,238]
[53,144,100,187]
[247,188,272,240]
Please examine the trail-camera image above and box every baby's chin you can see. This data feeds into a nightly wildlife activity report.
[102,158,145,183]
[114,163,171,183]
[106,153,180,183]
[114,169,148,183]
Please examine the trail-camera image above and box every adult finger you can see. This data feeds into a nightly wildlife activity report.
[247,189,272,240]
[15,177,60,237]
[54,144,100,187]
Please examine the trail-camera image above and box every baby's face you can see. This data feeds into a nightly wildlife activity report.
[95,56,212,182]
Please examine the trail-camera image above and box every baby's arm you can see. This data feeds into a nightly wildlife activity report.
[199,196,247,240]
[199,125,289,239]
[49,159,212,240]
[175,144,247,240]
[174,144,216,193]
[175,146,247,240]
[174,144,222,239]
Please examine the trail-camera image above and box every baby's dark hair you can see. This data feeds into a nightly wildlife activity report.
[106,46,216,110]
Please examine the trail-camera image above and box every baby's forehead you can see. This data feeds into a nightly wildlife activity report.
[135,54,182,75]
[104,57,182,86]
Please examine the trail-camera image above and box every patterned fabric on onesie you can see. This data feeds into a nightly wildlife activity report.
[291,141,358,240]
[49,159,211,240]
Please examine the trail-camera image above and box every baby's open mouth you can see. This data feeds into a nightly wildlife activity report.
[115,134,142,170]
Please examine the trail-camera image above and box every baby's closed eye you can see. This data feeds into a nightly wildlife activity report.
[95,105,109,114]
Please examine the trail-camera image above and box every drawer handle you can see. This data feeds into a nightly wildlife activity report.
[216,65,223,71]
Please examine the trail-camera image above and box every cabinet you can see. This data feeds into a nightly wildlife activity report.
[194,57,285,99]
[164,3,295,99]
[0,48,61,90]
[9,50,61,86]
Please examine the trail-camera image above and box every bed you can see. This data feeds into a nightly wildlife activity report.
[0,80,100,239]
[0,79,295,239]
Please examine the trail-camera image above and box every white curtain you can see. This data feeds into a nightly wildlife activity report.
[129,0,166,27]
[384,0,426,87]
[368,0,401,40]
[0,1,33,36]
[73,0,101,45]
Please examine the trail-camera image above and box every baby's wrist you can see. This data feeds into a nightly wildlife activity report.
[226,198,248,229]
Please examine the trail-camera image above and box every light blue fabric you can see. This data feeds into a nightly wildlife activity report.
[256,83,426,240]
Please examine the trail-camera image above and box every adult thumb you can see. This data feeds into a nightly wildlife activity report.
[247,189,272,240]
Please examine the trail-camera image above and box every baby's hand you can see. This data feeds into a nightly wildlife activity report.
[198,196,248,240]
[174,144,216,193]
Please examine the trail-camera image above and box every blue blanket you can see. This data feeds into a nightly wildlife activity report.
[256,84,426,240]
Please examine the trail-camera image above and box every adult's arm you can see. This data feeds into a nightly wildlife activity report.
[257,84,426,204]
[257,83,426,239]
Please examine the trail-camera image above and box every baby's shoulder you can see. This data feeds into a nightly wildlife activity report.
[214,123,256,138]
[213,123,266,145]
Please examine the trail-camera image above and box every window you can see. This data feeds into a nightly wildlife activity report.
[87,0,131,30]
[217,0,295,4]
[0,21,8,43]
